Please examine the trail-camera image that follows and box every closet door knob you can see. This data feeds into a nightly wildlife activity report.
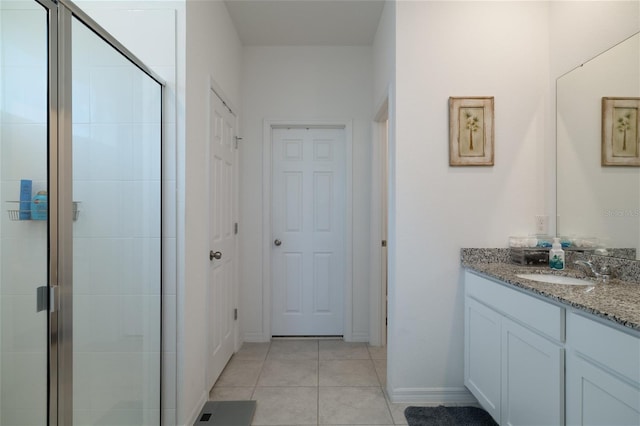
[210,251,222,260]
[274,239,282,246]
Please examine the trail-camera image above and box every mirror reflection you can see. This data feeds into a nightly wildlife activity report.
[557,32,640,260]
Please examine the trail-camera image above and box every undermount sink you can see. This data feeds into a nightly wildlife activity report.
[516,273,594,286]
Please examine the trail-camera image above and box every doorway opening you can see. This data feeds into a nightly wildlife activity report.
[370,98,389,349]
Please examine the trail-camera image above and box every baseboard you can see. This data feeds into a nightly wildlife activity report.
[386,386,478,405]
[243,332,270,343]
[349,332,370,342]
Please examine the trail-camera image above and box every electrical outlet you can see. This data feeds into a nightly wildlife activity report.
[535,215,549,234]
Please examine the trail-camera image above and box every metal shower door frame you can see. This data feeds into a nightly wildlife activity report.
[33,0,166,424]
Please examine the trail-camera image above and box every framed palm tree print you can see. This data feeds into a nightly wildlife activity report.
[449,97,494,166]
[602,97,640,166]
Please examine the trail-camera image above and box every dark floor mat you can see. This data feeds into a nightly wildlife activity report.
[404,405,498,426]
[194,400,256,426]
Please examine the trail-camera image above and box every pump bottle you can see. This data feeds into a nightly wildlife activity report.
[549,237,565,270]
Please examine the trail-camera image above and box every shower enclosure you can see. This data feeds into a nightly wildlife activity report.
[0,0,163,424]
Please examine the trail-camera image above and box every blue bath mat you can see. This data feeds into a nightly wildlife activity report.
[404,405,497,426]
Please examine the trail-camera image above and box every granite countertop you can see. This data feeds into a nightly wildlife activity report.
[463,261,640,333]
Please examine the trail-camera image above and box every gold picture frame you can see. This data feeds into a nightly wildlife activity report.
[602,97,640,166]
[449,97,494,166]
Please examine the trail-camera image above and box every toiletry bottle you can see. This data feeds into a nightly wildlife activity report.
[19,179,32,220]
[549,237,565,270]
[31,191,47,221]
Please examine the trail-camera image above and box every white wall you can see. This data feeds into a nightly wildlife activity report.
[240,46,373,342]
[373,0,395,107]
[388,1,550,402]
[183,0,242,423]
[549,1,640,79]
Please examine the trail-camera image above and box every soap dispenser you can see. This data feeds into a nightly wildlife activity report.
[549,237,565,270]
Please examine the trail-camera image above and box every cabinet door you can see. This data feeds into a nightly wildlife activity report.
[465,298,502,423]
[566,353,640,426]
[501,318,564,426]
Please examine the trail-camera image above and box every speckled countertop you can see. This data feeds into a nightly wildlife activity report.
[462,253,640,333]
[464,262,640,332]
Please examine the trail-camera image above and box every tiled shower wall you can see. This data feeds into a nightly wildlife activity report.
[0,7,49,425]
[79,8,180,423]
[0,5,176,425]
[71,17,162,425]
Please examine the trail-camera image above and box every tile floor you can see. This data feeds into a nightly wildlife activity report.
[209,339,417,425]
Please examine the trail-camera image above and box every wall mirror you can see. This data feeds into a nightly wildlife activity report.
[557,32,640,260]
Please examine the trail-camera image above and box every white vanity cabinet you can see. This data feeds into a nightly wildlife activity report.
[464,271,564,425]
[566,312,640,426]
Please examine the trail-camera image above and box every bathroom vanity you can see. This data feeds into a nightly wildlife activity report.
[463,262,640,426]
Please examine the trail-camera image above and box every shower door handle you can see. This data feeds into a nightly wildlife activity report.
[36,285,57,313]
[36,286,48,312]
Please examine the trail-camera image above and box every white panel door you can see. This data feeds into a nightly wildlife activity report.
[272,127,345,335]
[207,90,236,389]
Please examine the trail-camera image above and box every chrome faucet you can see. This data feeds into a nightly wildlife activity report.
[574,260,611,283]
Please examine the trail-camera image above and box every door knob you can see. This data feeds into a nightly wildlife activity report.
[210,250,222,260]
[274,239,282,246]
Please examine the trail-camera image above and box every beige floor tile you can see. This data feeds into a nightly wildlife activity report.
[207,338,400,425]
[267,340,319,360]
[373,359,386,386]
[319,359,380,386]
[251,387,318,425]
[319,340,370,360]
[257,359,319,386]
[233,342,271,361]
[367,345,387,360]
[318,387,393,425]
[209,387,254,401]
[214,359,263,387]
[387,402,409,425]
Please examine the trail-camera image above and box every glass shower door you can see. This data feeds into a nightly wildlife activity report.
[0,1,50,424]
[71,14,162,426]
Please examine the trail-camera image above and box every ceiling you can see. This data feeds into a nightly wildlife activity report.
[224,0,385,46]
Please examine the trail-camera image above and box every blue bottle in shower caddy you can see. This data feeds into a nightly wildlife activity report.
[19,179,32,220]
[31,191,47,221]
